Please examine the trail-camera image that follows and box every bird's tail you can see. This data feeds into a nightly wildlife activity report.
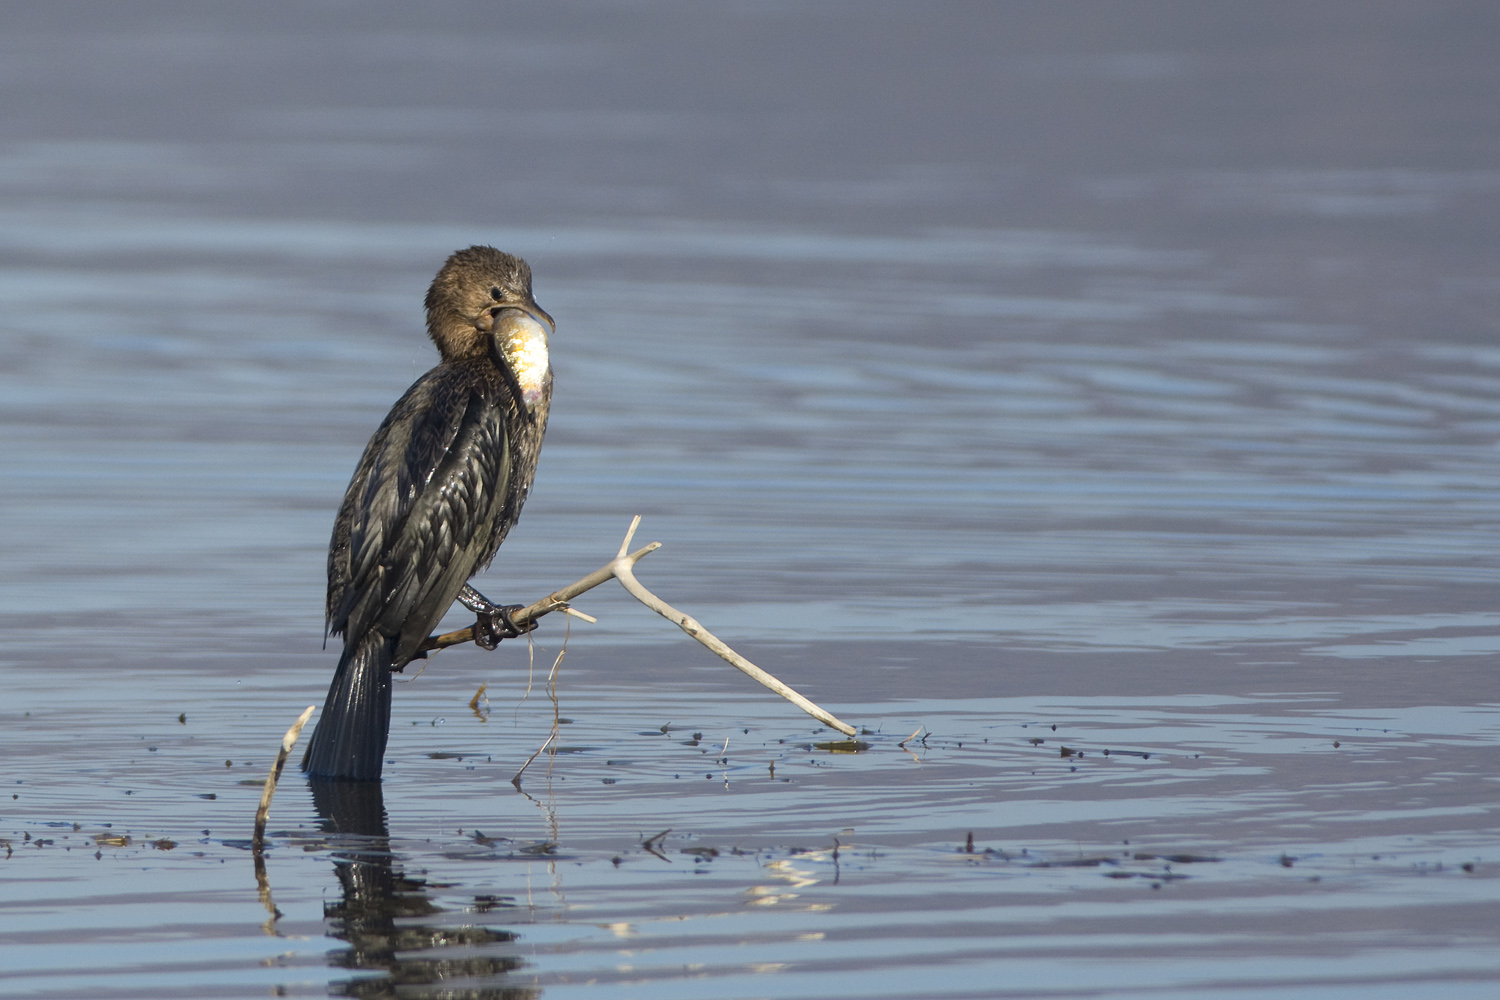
[302,632,395,781]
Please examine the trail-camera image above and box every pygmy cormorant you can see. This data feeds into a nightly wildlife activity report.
[302,246,553,781]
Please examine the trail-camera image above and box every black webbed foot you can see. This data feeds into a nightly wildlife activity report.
[474,604,534,650]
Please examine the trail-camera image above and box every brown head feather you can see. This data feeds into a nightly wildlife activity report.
[424,246,536,361]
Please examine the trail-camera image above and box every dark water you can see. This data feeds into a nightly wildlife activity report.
[2,3,1498,998]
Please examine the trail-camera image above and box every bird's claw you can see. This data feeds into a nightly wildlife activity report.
[474,604,534,650]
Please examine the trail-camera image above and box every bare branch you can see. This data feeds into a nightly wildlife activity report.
[417,515,858,737]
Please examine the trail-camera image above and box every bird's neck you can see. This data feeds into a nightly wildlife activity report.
[427,315,489,362]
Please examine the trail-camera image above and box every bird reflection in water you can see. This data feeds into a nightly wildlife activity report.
[308,779,539,1000]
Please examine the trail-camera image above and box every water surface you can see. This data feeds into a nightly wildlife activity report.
[1,3,1497,998]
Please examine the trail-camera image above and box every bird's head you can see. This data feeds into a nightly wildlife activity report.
[425,245,553,406]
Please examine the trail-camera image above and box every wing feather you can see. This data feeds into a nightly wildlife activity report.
[326,362,510,660]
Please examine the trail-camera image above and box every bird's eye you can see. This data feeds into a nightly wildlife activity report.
[489,287,503,301]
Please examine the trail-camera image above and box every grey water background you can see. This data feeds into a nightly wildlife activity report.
[2,2,1498,998]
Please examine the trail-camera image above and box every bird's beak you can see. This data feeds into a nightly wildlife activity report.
[477,301,553,333]
[526,301,555,334]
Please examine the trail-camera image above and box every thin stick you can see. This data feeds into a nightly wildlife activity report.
[253,706,316,851]
[513,625,571,787]
[608,518,859,737]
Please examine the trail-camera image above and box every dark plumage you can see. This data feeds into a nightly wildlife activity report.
[303,247,553,781]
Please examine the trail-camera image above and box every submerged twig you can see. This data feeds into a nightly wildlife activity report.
[511,731,556,788]
[642,828,671,861]
[898,726,925,763]
[253,705,316,852]
[469,682,490,722]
